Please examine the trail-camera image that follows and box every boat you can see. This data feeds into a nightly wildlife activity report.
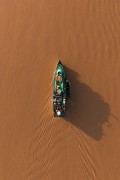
[53,60,70,117]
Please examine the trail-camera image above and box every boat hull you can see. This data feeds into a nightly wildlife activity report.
[53,61,66,117]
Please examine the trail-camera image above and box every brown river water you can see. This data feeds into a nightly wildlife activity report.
[0,0,120,179]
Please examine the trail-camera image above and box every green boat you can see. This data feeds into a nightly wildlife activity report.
[53,60,70,117]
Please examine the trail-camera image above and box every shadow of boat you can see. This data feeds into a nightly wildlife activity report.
[64,66,111,140]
